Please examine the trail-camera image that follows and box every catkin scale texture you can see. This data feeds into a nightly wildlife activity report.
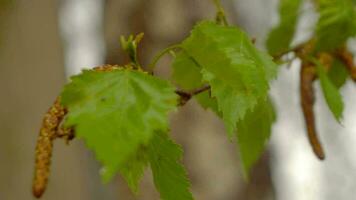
[32,98,66,198]
[32,65,118,198]
[300,63,325,160]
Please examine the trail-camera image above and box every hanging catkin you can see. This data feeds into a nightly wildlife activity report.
[300,62,325,160]
[32,65,119,198]
[32,97,67,198]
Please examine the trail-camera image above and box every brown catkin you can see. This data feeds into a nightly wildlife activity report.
[93,64,121,72]
[33,97,67,198]
[32,64,123,198]
[300,62,325,160]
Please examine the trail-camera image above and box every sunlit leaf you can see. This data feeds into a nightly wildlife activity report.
[61,68,178,182]
[180,21,277,137]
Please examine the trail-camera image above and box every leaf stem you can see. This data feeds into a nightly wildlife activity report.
[272,43,305,60]
[148,44,182,72]
[212,0,228,26]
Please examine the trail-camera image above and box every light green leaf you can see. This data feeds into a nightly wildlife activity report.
[328,59,349,88]
[181,21,277,137]
[316,62,344,121]
[148,131,193,200]
[266,0,303,55]
[117,147,148,193]
[236,98,276,177]
[315,0,356,51]
[172,51,203,90]
[61,68,178,182]
[195,91,220,115]
[171,51,219,114]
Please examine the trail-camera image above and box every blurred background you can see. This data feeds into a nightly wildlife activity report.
[0,0,356,199]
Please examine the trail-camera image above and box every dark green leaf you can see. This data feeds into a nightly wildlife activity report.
[328,59,349,88]
[315,0,356,51]
[148,132,193,200]
[236,98,276,177]
[316,62,344,121]
[266,0,303,55]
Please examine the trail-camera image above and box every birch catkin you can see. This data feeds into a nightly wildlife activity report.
[32,65,119,198]
[300,62,325,160]
[32,97,67,198]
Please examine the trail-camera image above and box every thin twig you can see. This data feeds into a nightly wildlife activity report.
[176,85,211,106]
[273,42,306,61]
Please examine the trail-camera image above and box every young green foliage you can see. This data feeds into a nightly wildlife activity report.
[315,0,356,51]
[61,67,178,182]
[266,0,303,55]
[148,131,194,200]
[117,147,148,193]
[179,21,277,138]
[315,62,344,121]
[171,51,220,114]
[172,52,203,90]
[236,98,276,177]
[328,59,349,88]
[172,21,277,174]
[195,91,220,115]
[116,131,194,199]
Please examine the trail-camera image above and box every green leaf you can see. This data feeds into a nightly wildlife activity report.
[316,61,344,121]
[171,52,219,114]
[195,91,220,115]
[181,21,277,137]
[172,51,203,90]
[266,0,303,55]
[236,98,276,177]
[315,0,356,51]
[328,59,349,88]
[148,131,193,200]
[117,147,148,193]
[61,68,178,182]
